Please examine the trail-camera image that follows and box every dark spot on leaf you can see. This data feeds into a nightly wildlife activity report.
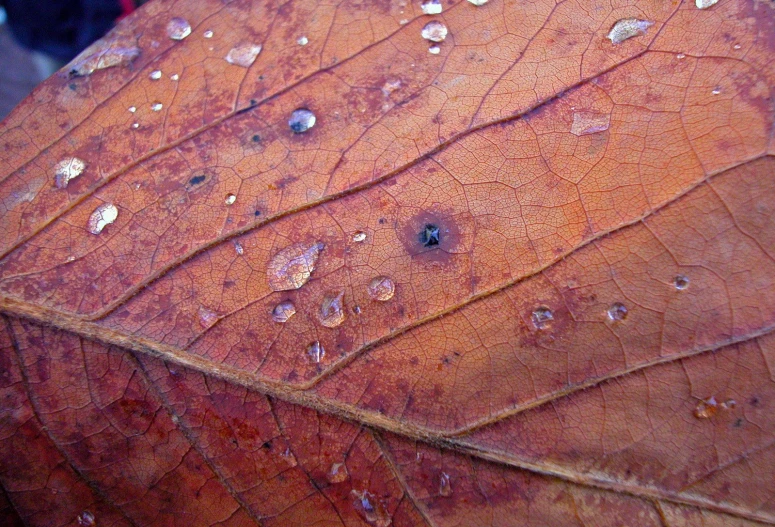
[69,83,77,91]
[419,224,440,247]
[254,210,262,216]
[189,175,206,185]
[262,441,272,449]
[252,134,260,142]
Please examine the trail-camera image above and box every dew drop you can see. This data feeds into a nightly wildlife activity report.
[720,398,737,410]
[606,18,654,45]
[352,231,367,242]
[166,17,192,41]
[607,302,628,321]
[225,193,236,205]
[131,123,140,129]
[570,111,610,136]
[467,0,489,5]
[225,44,263,67]
[289,108,316,133]
[695,0,719,9]
[733,43,742,50]
[272,301,296,323]
[711,86,722,95]
[128,106,137,113]
[76,510,96,527]
[87,203,118,234]
[419,224,440,247]
[267,241,324,291]
[674,275,689,290]
[694,396,718,419]
[439,472,453,497]
[368,276,396,302]
[234,241,244,255]
[68,33,140,76]
[531,306,553,330]
[421,21,448,42]
[198,306,218,328]
[676,53,686,59]
[319,290,346,328]
[151,102,163,111]
[170,73,180,81]
[428,45,441,55]
[421,0,443,15]
[203,30,214,39]
[54,157,86,189]
[149,69,162,80]
[351,490,391,527]
[297,36,309,46]
[307,341,325,363]
[327,462,349,483]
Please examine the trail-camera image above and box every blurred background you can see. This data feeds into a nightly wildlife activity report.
[0,0,144,120]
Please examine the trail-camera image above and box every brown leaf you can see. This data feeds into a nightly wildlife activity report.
[1,0,774,525]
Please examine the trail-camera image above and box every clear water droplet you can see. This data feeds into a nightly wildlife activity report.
[694,396,718,418]
[307,341,325,363]
[128,106,137,113]
[225,193,236,205]
[570,111,610,136]
[272,301,296,323]
[198,306,218,328]
[319,290,346,328]
[351,490,391,527]
[531,306,553,330]
[77,510,96,527]
[234,241,244,255]
[421,0,443,15]
[439,472,453,497]
[352,231,367,242]
[606,18,654,45]
[428,45,441,54]
[733,43,741,50]
[203,30,214,39]
[225,44,262,68]
[170,73,180,81]
[132,123,140,129]
[421,21,448,42]
[676,53,686,59]
[327,462,349,483]
[467,0,489,5]
[297,36,309,46]
[267,241,324,291]
[151,102,163,111]
[87,203,118,234]
[166,17,192,41]
[695,0,719,9]
[720,398,737,410]
[607,302,628,321]
[674,275,689,290]
[368,276,396,302]
[289,108,316,133]
[149,69,162,80]
[54,157,86,189]
[711,86,722,95]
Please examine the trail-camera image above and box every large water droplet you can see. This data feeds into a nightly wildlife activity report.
[289,108,316,133]
[166,17,192,41]
[421,0,443,15]
[694,396,718,419]
[439,472,453,497]
[421,21,448,42]
[368,276,396,302]
[87,203,118,234]
[695,0,719,9]
[319,291,346,328]
[570,111,610,136]
[351,490,391,527]
[54,157,86,189]
[674,275,689,290]
[607,302,628,321]
[267,241,324,291]
[606,18,654,45]
[327,462,349,483]
[77,511,96,527]
[531,306,553,330]
[225,44,262,67]
[307,341,325,363]
[352,231,367,242]
[272,301,296,323]
[198,306,218,328]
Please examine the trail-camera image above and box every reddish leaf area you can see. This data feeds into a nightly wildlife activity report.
[1,0,774,525]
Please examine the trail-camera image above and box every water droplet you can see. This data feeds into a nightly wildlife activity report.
[280,446,298,466]
[203,30,214,39]
[352,231,367,242]
[167,17,191,40]
[607,302,628,321]
[132,123,140,129]
[170,73,180,81]
[676,53,686,59]
[198,306,218,328]
[720,398,737,410]
[606,18,654,45]
[570,111,610,136]
[54,157,86,189]
[428,45,441,54]
[711,86,722,95]
[272,301,296,323]
[695,0,719,9]
[439,472,453,497]
[297,36,309,46]
[421,21,448,43]
[381,80,401,97]
[307,341,325,363]
[225,44,262,67]
[128,106,137,113]
[151,102,163,111]
[694,396,718,419]
[674,275,689,290]
[76,510,96,527]
[87,203,118,234]
[733,43,741,50]
[289,108,316,133]
[419,224,440,247]
[149,69,162,80]
[351,490,391,527]
[531,307,553,330]
[225,193,236,205]
[327,462,349,483]
[368,276,396,302]
[467,0,489,5]
[421,0,443,15]
[319,290,346,328]
[267,241,324,291]
[352,305,362,315]
[234,241,244,255]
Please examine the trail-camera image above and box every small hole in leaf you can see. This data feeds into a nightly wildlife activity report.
[252,134,261,142]
[189,175,206,185]
[419,224,440,247]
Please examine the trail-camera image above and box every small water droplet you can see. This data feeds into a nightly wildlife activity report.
[327,462,349,483]
[421,0,443,15]
[267,241,324,291]
[151,102,163,111]
[439,472,453,497]
[289,108,316,133]
[695,0,719,9]
[606,18,654,45]
[225,193,236,205]
[352,305,362,315]
[307,341,325,363]
[570,111,610,136]
[694,396,718,418]
[421,21,448,42]
[166,17,192,40]
[149,69,162,80]
[733,43,741,50]
[128,106,137,113]
[428,45,441,54]
[400,18,409,25]
[351,490,391,527]
[368,276,396,302]
[198,306,218,328]
[381,80,401,97]
[54,157,86,189]
[272,301,296,323]
[132,123,140,129]
[711,86,722,95]
[297,36,309,46]
[676,53,686,59]
[720,398,737,410]
[352,231,367,242]
[674,275,689,290]
[76,510,96,527]
[234,241,244,255]
[170,73,180,81]
[467,0,489,5]
[531,307,553,330]
[319,290,346,328]
[225,44,262,67]
[87,203,118,234]
[419,224,440,247]
[280,446,298,466]
[203,30,214,39]
[607,302,628,321]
